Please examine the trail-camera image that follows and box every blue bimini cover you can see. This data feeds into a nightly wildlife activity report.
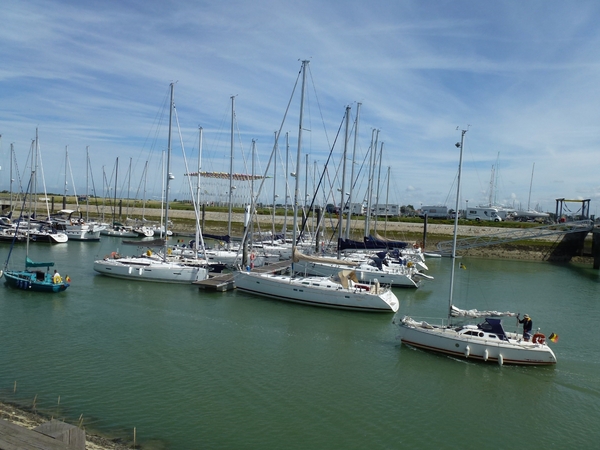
[478,318,508,341]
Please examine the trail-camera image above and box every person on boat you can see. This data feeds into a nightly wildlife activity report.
[517,314,533,341]
[53,270,63,284]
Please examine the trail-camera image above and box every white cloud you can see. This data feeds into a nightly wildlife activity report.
[1,0,600,214]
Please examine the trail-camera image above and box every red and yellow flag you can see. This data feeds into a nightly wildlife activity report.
[549,333,559,343]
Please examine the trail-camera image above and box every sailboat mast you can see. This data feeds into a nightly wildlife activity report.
[142,161,148,224]
[365,129,379,237]
[228,95,235,250]
[64,145,68,199]
[292,60,309,249]
[449,129,467,318]
[283,132,289,238]
[337,105,351,258]
[33,129,39,221]
[164,82,175,261]
[113,158,118,224]
[272,131,277,243]
[345,102,360,240]
[250,139,256,247]
[384,165,390,234]
[86,146,90,221]
[10,143,14,210]
[527,162,535,211]
[373,141,384,233]
[196,126,203,256]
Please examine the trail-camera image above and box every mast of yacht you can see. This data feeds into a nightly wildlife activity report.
[272,132,278,244]
[195,126,204,257]
[10,143,14,211]
[163,82,175,262]
[31,132,36,221]
[141,161,148,226]
[345,102,360,240]
[283,132,290,239]
[250,139,257,251]
[384,166,391,234]
[448,129,467,320]
[227,95,235,251]
[85,146,90,221]
[292,60,309,256]
[337,105,351,258]
[113,158,118,226]
[63,146,68,208]
[373,141,384,233]
[527,163,535,211]
[364,129,379,238]
[126,157,132,221]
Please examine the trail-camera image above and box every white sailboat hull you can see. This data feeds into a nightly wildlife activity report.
[29,230,69,243]
[397,318,557,365]
[101,227,139,238]
[64,224,103,241]
[93,257,208,284]
[234,271,399,312]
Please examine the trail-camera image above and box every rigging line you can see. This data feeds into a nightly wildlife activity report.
[3,174,33,270]
[87,155,102,215]
[174,106,208,255]
[297,108,346,244]
[306,63,332,155]
[10,147,24,198]
[203,101,233,176]
[241,67,301,210]
[35,138,51,219]
[234,66,304,251]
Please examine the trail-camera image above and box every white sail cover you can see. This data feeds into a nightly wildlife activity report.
[293,247,359,266]
[450,305,517,318]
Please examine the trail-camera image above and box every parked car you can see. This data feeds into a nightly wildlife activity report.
[326,203,339,214]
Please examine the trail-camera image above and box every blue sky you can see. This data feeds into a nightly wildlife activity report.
[1,0,599,215]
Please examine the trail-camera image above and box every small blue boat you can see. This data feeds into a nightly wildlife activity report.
[2,257,70,293]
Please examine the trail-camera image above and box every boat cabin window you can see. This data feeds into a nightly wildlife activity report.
[479,322,493,332]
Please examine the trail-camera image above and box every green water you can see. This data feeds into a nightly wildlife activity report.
[1,238,599,449]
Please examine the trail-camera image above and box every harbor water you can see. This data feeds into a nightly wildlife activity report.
[1,237,599,449]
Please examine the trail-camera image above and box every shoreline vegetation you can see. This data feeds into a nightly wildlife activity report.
[0,197,594,263]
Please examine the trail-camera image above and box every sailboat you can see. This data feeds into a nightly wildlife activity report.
[15,132,69,244]
[93,83,209,284]
[47,147,104,241]
[290,106,428,288]
[1,170,70,293]
[396,130,557,365]
[234,61,399,313]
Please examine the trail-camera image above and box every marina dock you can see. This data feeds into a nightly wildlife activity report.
[194,260,292,291]
[0,418,85,450]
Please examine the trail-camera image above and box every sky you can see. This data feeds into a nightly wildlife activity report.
[1,0,600,216]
